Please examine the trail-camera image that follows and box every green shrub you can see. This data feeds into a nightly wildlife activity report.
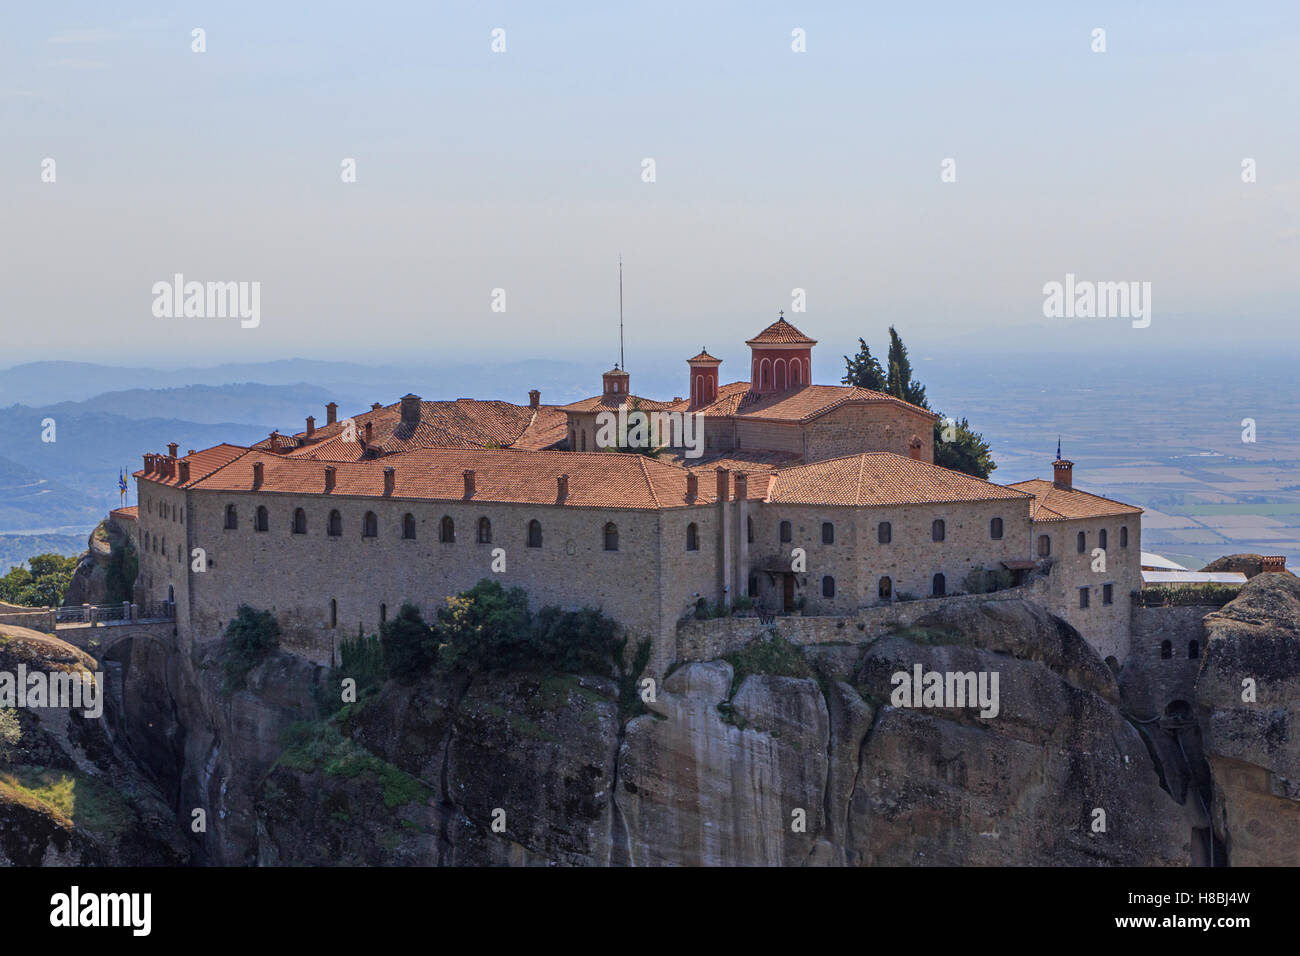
[337,626,386,697]
[380,603,436,683]
[220,605,280,691]
[722,633,813,698]
[104,541,138,605]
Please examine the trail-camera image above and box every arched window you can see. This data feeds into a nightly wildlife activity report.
[1077,531,1086,553]
[990,517,1003,540]
[380,603,387,626]
[932,519,945,542]
[790,362,801,385]
[932,573,946,596]
[402,513,416,539]
[437,516,455,543]
[363,511,378,538]
[686,522,699,551]
[1037,534,1051,556]
[780,520,792,543]
[528,519,543,548]
[293,508,307,534]
[329,599,337,628]
[878,521,892,544]
[774,359,786,391]
[760,359,770,389]
[177,544,183,562]
[1119,526,1129,548]
[1188,640,1199,660]
[255,505,269,532]
[822,521,834,545]
[167,584,174,603]
[748,574,758,597]
[747,516,754,544]
[224,504,238,529]
[878,576,893,601]
[477,517,491,544]
[604,522,619,551]
[580,432,586,452]
[328,510,342,537]
[1098,529,1108,550]
[1160,640,1172,660]
[822,575,835,598]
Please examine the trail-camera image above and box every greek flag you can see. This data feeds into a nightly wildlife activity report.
[119,468,128,496]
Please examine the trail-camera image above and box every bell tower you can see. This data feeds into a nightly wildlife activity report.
[746,312,816,396]
[687,348,721,409]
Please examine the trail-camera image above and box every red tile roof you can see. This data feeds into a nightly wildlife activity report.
[135,443,250,486]
[1006,479,1143,522]
[181,446,721,511]
[110,506,138,521]
[738,384,937,423]
[559,395,675,414]
[687,349,722,364]
[278,399,566,459]
[766,453,1032,507]
[746,317,817,346]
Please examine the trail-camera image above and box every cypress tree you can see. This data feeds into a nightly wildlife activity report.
[842,337,886,391]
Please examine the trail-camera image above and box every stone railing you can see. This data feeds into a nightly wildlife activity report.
[676,585,1034,662]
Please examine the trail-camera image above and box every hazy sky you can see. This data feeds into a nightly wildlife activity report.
[2,1,1297,374]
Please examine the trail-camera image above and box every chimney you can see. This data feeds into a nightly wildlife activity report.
[715,467,730,502]
[364,422,373,445]
[324,465,336,492]
[1053,458,1074,491]
[326,402,338,425]
[400,394,421,426]
[557,473,569,502]
[383,466,395,496]
[463,469,475,498]
[686,472,699,501]
[143,454,154,475]
[252,461,264,488]
[188,449,196,456]
[529,389,540,409]
[371,402,383,411]
[168,442,179,458]
[734,471,748,500]
[306,416,316,438]
[177,461,190,483]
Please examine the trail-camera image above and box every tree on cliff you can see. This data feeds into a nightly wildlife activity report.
[380,603,437,683]
[220,604,281,691]
[0,553,78,607]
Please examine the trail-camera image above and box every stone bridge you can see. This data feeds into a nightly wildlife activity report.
[54,618,177,658]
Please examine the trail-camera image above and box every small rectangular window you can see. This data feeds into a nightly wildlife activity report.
[1103,584,1113,605]
[1079,587,1090,609]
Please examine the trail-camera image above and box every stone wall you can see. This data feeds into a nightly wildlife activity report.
[803,403,935,464]
[0,602,55,632]
[676,586,1034,662]
[1121,604,1206,719]
[1032,514,1141,664]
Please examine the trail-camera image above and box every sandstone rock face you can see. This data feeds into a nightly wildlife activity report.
[64,517,132,608]
[1196,573,1300,865]
[616,662,830,866]
[0,625,189,865]
[95,586,1298,866]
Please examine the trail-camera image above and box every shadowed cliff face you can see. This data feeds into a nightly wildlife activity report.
[0,626,190,866]
[1197,573,1300,866]
[237,596,1194,866]
[78,578,1300,866]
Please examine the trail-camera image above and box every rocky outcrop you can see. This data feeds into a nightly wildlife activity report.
[64,516,134,608]
[1196,573,1300,865]
[0,625,189,865]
